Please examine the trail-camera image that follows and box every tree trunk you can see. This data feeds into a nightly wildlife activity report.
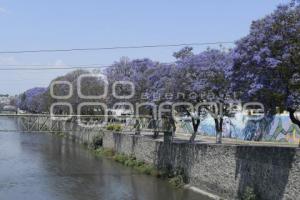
[134,119,141,135]
[163,117,174,143]
[189,131,197,143]
[153,119,159,139]
[189,118,200,143]
[288,108,300,128]
[163,130,173,143]
[214,118,223,144]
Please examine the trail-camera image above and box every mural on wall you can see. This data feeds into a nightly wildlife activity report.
[179,113,300,144]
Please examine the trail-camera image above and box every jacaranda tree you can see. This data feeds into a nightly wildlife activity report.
[17,87,47,113]
[231,2,300,127]
[172,47,234,143]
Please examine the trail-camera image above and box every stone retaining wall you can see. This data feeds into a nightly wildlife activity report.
[103,132,300,200]
[30,117,300,200]
[34,117,103,146]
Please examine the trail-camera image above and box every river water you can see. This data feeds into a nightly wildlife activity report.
[0,118,208,200]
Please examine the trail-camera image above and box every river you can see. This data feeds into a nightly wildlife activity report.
[0,118,208,200]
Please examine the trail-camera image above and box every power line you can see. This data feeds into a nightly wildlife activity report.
[0,41,235,54]
[0,65,109,71]
[0,61,175,71]
[0,63,103,67]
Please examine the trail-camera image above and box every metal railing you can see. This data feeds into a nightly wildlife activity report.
[0,114,171,134]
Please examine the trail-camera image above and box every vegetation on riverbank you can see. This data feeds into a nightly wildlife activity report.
[106,124,122,132]
[242,187,257,200]
[53,132,66,138]
[91,147,185,188]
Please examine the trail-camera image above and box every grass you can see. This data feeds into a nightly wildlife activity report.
[52,132,66,138]
[93,148,115,157]
[169,175,185,188]
[242,187,257,200]
[90,134,103,149]
[112,153,160,176]
[91,147,186,187]
[106,124,122,132]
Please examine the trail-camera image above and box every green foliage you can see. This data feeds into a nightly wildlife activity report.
[168,168,186,188]
[112,153,164,177]
[252,88,285,114]
[169,175,185,188]
[112,153,159,176]
[91,134,103,149]
[92,148,186,187]
[173,46,194,59]
[242,187,257,200]
[113,153,128,163]
[124,156,137,167]
[53,132,65,138]
[135,163,156,175]
[106,124,122,132]
[94,148,115,157]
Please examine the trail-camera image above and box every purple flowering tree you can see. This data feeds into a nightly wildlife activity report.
[170,47,234,143]
[106,57,162,137]
[231,2,300,127]
[17,87,47,113]
[191,49,234,143]
[41,69,107,115]
[106,57,159,109]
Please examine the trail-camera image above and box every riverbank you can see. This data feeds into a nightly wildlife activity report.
[102,131,300,200]
[30,119,300,200]
[90,146,223,199]
[0,130,209,200]
[92,147,186,187]
[25,118,217,199]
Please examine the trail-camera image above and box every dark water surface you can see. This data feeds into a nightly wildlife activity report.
[0,119,208,200]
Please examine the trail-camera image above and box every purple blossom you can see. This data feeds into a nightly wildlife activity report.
[232,2,300,114]
[17,87,47,113]
[253,55,262,63]
[266,58,282,68]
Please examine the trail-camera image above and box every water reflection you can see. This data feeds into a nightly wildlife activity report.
[0,119,208,200]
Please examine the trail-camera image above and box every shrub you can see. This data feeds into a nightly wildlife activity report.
[113,153,128,164]
[166,168,187,188]
[242,187,256,200]
[124,155,137,167]
[94,148,115,157]
[111,153,160,177]
[53,132,65,137]
[91,135,103,149]
[135,164,154,175]
[169,175,185,188]
[91,147,185,187]
[106,124,122,132]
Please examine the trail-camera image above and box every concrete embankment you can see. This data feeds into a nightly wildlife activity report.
[33,119,300,200]
[103,132,300,200]
[32,117,103,146]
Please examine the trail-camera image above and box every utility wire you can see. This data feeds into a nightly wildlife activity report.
[0,41,234,70]
[0,63,103,67]
[0,61,174,71]
[0,65,109,71]
[0,42,234,54]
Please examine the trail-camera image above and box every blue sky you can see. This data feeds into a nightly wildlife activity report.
[0,0,289,95]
